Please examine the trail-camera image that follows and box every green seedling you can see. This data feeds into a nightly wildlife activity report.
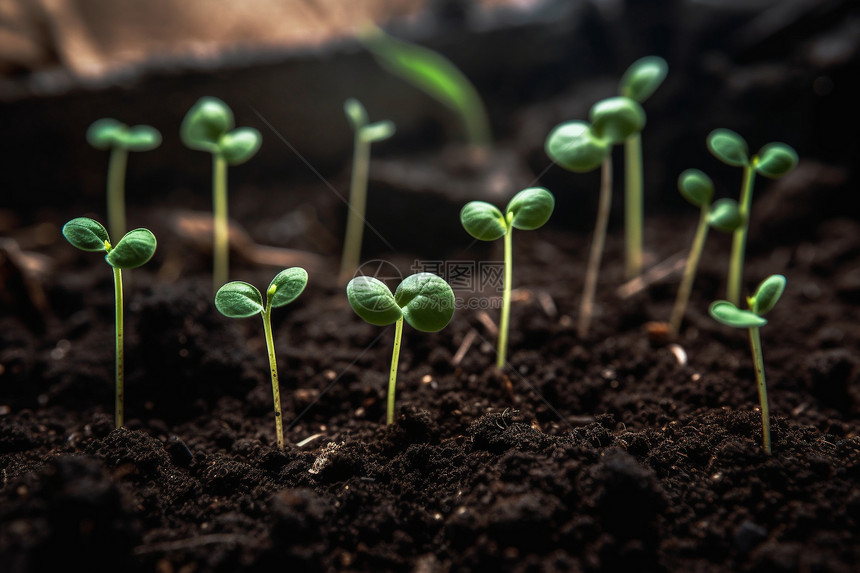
[181,96,262,292]
[347,273,454,425]
[706,129,797,305]
[618,56,668,279]
[668,169,742,337]
[361,26,491,150]
[709,274,786,455]
[340,98,395,283]
[545,96,645,338]
[460,187,555,369]
[87,119,162,239]
[214,268,308,450]
[62,217,157,428]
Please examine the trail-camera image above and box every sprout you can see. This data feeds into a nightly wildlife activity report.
[181,97,262,292]
[668,169,741,337]
[215,268,308,450]
[339,98,395,283]
[709,274,787,454]
[706,129,797,305]
[460,187,555,369]
[62,217,157,427]
[347,273,454,424]
[87,118,162,240]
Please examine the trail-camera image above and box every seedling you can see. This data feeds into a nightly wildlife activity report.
[214,268,308,450]
[706,129,797,305]
[618,56,668,279]
[545,96,645,337]
[709,274,786,454]
[347,272,454,425]
[62,217,157,427]
[181,97,262,291]
[668,169,742,336]
[460,187,555,369]
[340,98,395,283]
[87,118,162,239]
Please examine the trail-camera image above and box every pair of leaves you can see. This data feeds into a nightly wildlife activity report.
[710,274,786,328]
[707,129,798,178]
[215,268,309,318]
[677,169,742,232]
[460,187,555,242]
[181,97,262,165]
[63,217,157,269]
[344,98,396,143]
[347,273,454,333]
[87,119,162,152]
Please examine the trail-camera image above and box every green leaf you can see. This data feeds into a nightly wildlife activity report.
[87,119,124,150]
[507,187,555,231]
[360,120,396,143]
[219,128,262,165]
[347,276,403,326]
[118,125,162,152]
[105,228,157,269]
[619,55,668,103]
[267,267,308,308]
[215,282,264,318]
[395,273,455,332]
[589,97,646,144]
[181,96,234,152]
[755,143,798,179]
[678,168,714,208]
[545,120,609,173]
[707,129,749,167]
[709,300,767,328]
[460,201,507,241]
[63,217,109,252]
[708,199,743,233]
[751,274,786,316]
[344,98,369,130]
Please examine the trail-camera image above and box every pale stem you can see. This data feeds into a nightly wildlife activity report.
[212,153,229,292]
[340,133,371,283]
[107,148,129,240]
[727,165,756,305]
[748,326,771,455]
[113,266,124,428]
[496,216,513,370]
[624,133,643,279]
[668,205,710,337]
[578,156,613,338]
[261,306,284,450]
[387,317,404,425]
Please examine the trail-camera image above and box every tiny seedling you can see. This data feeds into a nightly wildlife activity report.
[62,217,157,427]
[545,96,645,337]
[460,187,555,369]
[87,118,162,239]
[339,98,395,283]
[709,274,786,455]
[706,129,797,305]
[668,169,742,336]
[181,97,262,291]
[214,268,308,450]
[618,56,668,279]
[347,272,454,425]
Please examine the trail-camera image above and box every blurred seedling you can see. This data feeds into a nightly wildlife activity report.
[709,274,786,454]
[460,187,555,369]
[347,272,454,424]
[215,268,308,450]
[62,217,157,427]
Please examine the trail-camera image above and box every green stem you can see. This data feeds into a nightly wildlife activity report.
[748,326,771,455]
[669,205,710,337]
[578,156,612,339]
[387,317,404,425]
[624,133,643,279]
[212,153,229,292]
[107,148,129,240]
[340,133,371,283]
[497,216,513,370]
[727,164,756,305]
[261,306,284,450]
[113,266,124,428]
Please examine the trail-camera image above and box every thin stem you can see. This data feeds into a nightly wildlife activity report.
[387,317,404,425]
[669,205,710,337]
[113,266,124,428]
[212,153,229,292]
[107,148,129,240]
[624,133,643,279]
[748,326,771,455]
[578,156,612,339]
[340,133,371,283]
[727,164,756,305]
[497,217,513,370]
[261,307,284,450]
